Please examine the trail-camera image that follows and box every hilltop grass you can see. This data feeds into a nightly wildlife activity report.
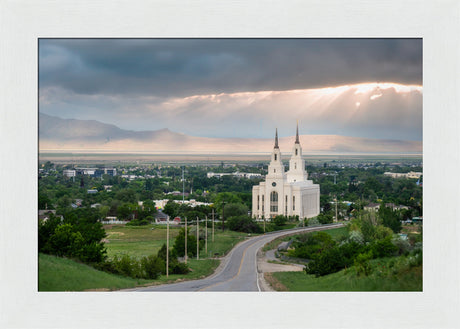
[267,257,422,291]
[39,253,220,291]
[38,253,153,291]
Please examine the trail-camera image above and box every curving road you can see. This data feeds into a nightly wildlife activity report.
[135,223,344,292]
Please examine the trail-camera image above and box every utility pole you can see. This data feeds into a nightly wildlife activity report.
[166,216,169,277]
[205,215,208,256]
[182,167,185,204]
[222,201,226,232]
[334,172,338,222]
[196,217,199,260]
[212,208,215,242]
[184,216,187,264]
[335,195,338,223]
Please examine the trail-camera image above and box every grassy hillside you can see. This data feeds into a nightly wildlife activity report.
[266,256,422,291]
[38,253,152,291]
[39,253,220,291]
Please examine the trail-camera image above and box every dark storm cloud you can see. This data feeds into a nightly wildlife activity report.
[39,38,422,97]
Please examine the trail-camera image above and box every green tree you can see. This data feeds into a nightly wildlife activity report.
[226,215,262,233]
[44,223,84,258]
[379,206,402,233]
[117,203,133,220]
[163,201,180,218]
[173,228,199,258]
[214,192,243,213]
[157,243,190,275]
[222,203,248,218]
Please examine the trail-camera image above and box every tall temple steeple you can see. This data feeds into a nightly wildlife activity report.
[295,121,300,144]
[287,123,307,182]
[274,128,279,148]
[267,128,284,179]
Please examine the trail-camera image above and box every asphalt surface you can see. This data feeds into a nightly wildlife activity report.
[134,223,344,292]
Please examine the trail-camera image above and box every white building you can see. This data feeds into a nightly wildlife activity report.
[63,169,76,177]
[384,171,422,179]
[252,125,320,220]
[207,172,263,179]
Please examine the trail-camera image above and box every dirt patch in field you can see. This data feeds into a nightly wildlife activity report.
[106,231,125,237]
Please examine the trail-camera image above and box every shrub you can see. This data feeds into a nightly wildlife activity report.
[307,217,320,226]
[141,255,164,279]
[226,215,262,233]
[354,251,373,276]
[348,230,365,245]
[338,241,365,264]
[272,215,287,227]
[305,247,346,277]
[392,236,411,255]
[290,231,336,260]
[317,213,333,224]
[157,243,190,275]
[111,254,141,278]
[369,236,398,258]
[126,219,150,226]
[173,228,199,257]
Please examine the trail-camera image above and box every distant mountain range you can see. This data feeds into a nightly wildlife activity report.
[39,113,422,154]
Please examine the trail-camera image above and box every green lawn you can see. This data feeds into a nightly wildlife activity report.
[268,257,422,291]
[104,224,181,259]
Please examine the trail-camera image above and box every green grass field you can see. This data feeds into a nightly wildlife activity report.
[104,224,250,260]
[104,224,181,259]
[268,257,422,291]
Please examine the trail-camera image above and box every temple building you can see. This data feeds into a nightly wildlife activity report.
[252,125,320,220]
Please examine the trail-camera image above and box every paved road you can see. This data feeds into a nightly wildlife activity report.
[135,223,344,292]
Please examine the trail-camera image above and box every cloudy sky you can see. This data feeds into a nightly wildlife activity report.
[39,38,422,141]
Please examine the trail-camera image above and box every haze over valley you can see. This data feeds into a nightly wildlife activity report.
[39,113,422,155]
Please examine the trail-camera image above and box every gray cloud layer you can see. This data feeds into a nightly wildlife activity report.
[39,38,422,97]
[38,38,422,141]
